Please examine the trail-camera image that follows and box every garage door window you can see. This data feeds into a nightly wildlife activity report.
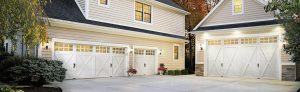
[135,49,144,55]
[113,47,125,54]
[260,37,277,43]
[208,40,221,45]
[96,46,110,53]
[146,50,155,55]
[241,38,257,44]
[76,44,93,52]
[224,39,238,45]
[54,42,73,51]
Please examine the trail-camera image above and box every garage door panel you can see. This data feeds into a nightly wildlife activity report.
[95,54,111,77]
[112,55,127,77]
[240,46,259,78]
[54,53,75,79]
[135,55,146,75]
[75,54,94,78]
[207,46,223,76]
[258,45,279,79]
[145,55,156,75]
[223,46,240,77]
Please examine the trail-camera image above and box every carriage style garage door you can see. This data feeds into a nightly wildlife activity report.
[134,48,156,75]
[206,36,279,79]
[53,41,128,79]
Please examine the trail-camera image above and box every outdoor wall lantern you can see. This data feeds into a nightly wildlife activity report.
[45,41,49,50]
[129,48,133,54]
[159,49,163,55]
[199,44,203,51]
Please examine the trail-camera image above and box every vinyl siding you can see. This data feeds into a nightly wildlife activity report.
[87,0,185,36]
[76,0,86,14]
[203,0,274,26]
[45,26,185,70]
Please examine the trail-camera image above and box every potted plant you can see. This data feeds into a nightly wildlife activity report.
[158,63,167,75]
[127,67,137,76]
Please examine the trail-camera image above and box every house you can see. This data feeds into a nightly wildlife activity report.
[193,0,297,80]
[3,0,189,79]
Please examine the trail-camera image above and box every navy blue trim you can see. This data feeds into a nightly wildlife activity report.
[45,0,186,39]
[194,20,279,31]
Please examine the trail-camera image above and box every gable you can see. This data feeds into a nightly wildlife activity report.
[202,0,274,27]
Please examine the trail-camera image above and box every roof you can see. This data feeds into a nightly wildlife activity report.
[44,0,185,39]
[192,0,270,31]
[156,0,185,10]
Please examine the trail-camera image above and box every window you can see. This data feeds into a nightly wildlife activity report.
[112,47,125,54]
[260,37,277,43]
[173,45,179,60]
[98,0,108,6]
[54,42,73,51]
[241,38,257,44]
[146,50,155,55]
[76,44,93,52]
[233,0,243,14]
[208,40,222,45]
[134,49,144,55]
[135,2,151,23]
[96,46,110,53]
[224,39,239,45]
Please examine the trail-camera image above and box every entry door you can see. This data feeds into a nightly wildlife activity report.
[134,48,156,75]
[75,44,94,78]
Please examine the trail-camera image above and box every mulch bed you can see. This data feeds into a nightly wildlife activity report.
[15,87,62,92]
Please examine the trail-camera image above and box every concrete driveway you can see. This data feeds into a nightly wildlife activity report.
[53,75,300,92]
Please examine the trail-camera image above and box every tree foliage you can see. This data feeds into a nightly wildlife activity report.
[0,0,48,52]
[265,0,300,62]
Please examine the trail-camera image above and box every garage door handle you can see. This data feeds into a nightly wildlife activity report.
[257,64,259,68]
[221,63,223,67]
[110,64,113,68]
[73,63,76,68]
[144,64,146,67]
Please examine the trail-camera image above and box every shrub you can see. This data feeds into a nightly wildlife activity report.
[0,57,66,87]
[1,85,24,92]
[174,70,181,75]
[181,69,189,75]
[167,70,175,75]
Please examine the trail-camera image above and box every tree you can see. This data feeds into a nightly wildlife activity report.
[0,0,48,57]
[265,0,300,63]
[173,0,220,73]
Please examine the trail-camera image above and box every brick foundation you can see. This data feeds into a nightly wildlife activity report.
[195,64,204,76]
[282,65,296,81]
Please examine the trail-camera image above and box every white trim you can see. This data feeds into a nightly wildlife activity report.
[74,0,86,17]
[52,38,130,48]
[232,0,244,15]
[133,0,153,25]
[132,45,159,74]
[173,44,180,62]
[98,0,110,8]
[193,0,271,31]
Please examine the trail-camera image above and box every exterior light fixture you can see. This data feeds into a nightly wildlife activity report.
[199,44,203,51]
[159,49,163,55]
[45,41,49,50]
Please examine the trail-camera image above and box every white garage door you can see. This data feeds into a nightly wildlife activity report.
[53,41,128,79]
[206,36,279,79]
[134,48,156,75]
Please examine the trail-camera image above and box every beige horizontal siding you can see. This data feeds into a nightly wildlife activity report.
[76,0,86,13]
[281,50,291,63]
[88,0,185,36]
[203,0,274,26]
[46,26,185,70]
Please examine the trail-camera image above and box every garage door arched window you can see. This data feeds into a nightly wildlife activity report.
[54,42,73,51]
